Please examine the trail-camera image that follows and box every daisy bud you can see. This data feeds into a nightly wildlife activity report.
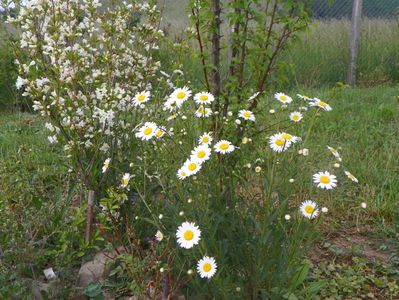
[160,267,165,273]
[248,138,252,142]
[236,287,241,292]
[187,269,193,275]
[298,150,303,155]
[235,119,241,125]
[281,104,288,109]
[158,214,163,219]
[285,214,291,220]
[269,109,275,114]
[129,163,134,167]
[334,163,340,168]
[179,211,184,216]
[242,137,249,144]
[187,198,193,203]
[155,230,164,242]
[255,166,262,173]
[182,115,187,120]
[361,202,367,209]
[302,148,309,156]
[321,207,328,213]
[289,178,295,183]
[135,216,139,220]
[246,163,251,169]
[227,111,233,117]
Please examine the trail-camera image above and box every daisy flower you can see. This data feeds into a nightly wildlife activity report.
[310,98,332,111]
[269,133,291,152]
[195,106,212,118]
[238,109,256,122]
[300,200,319,219]
[190,145,211,163]
[182,159,202,176]
[164,98,180,112]
[176,222,201,249]
[194,92,214,105]
[155,230,164,242]
[214,140,235,154]
[198,132,213,145]
[197,256,217,279]
[170,86,191,104]
[313,171,337,190]
[121,173,131,188]
[297,94,312,101]
[289,112,303,122]
[135,122,157,141]
[155,126,166,139]
[133,91,150,107]
[344,170,359,183]
[177,167,189,180]
[280,132,301,144]
[327,146,342,161]
[274,92,293,104]
[102,158,111,173]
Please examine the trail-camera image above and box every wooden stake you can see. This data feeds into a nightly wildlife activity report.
[85,190,95,243]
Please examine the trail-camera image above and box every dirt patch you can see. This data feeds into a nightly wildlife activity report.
[310,228,393,264]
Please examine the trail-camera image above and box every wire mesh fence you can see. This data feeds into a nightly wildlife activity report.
[283,0,399,88]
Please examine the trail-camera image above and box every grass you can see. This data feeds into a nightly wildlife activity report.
[284,19,399,88]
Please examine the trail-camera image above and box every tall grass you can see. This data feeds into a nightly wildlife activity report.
[283,18,399,88]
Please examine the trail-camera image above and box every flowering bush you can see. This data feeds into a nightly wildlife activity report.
[11,0,361,298]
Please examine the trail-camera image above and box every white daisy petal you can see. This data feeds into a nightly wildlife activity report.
[214,140,235,154]
[313,171,337,190]
[274,92,293,104]
[176,222,201,249]
[300,200,319,219]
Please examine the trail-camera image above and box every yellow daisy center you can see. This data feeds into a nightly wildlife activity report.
[197,150,206,158]
[202,136,209,143]
[188,163,197,171]
[200,95,208,101]
[202,263,212,272]
[180,171,187,177]
[305,205,314,214]
[138,94,145,102]
[275,139,285,147]
[219,143,229,150]
[280,95,287,101]
[243,111,251,118]
[320,175,330,184]
[319,101,327,107]
[176,91,186,100]
[143,127,153,136]
[184,230,194,241]
[156,130,163,137]
[293,115,300,121]
[123,178,129,186]
[281,133,292,140]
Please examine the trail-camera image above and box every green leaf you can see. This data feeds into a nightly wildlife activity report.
[289,262,310,290]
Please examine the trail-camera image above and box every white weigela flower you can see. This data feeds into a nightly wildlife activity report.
[136,122,157,141]
[176,222,201,249]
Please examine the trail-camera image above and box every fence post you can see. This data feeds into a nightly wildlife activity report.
[347,0,363,86]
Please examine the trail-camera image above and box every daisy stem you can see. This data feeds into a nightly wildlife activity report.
[266,153,277,212]
[302,108,320,148]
